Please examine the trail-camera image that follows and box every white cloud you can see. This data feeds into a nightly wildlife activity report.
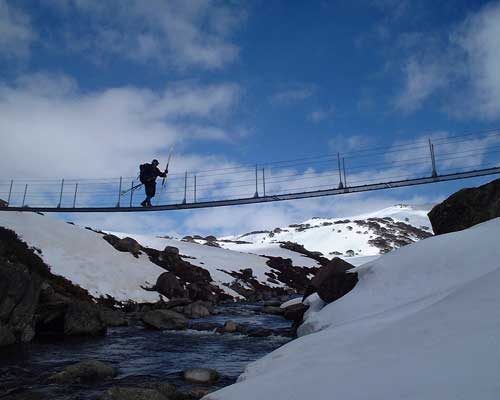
[0,0,35,59]
[47,0,245,69]
[0,73,241,180]
[395,1,500,120]
[328,134,372,153]
[309,105,335,122]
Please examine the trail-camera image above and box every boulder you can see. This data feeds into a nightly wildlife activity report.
[101,387,169,400]
[260,306,285,316]
[428,178,500,235]
[302,257,357,303]
[114,237,142,257]
[64,302,107,336]
[223,320,238,333]
[283,303,309,322]
[163,246,180,256]
[317,272,358,303]
[142,310,188,330]
[183,368,220,384]
[0,261,41,347]
[100,308,128,327]
[154,272,186,299]
[163,298,192,309]
[49,360,117,384]
[183,301,212,319]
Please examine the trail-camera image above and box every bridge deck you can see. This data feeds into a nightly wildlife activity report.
[2,166,499,213]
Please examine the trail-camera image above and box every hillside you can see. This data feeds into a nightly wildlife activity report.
[206,217,500,400]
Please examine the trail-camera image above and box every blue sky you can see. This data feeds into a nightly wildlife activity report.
[1,0,500,236]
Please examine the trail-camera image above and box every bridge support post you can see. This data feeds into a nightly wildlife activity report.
[342,158,348,187]
[129,180,134,207]
[337,153,344,189]
[262,168,266,196]
[254,165,259,198]
[22,184,28,207]
[57,179,65,208]
[183,172,187,204]
[73,183,78,208]
[116,177,122,207]
[194,175,197,203]
[7,179,13,206]
[429,139,438,178]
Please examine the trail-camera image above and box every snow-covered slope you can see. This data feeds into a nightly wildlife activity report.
[0,211,165,303]
[212,205,432,265]
[108,232,321,297]
[207,218,500,400]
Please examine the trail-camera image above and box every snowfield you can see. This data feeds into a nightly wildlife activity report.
[206,218,500,400]
[219,205,432,261]
[0,211,166,303]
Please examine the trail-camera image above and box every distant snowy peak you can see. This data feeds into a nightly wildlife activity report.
[200,205,433,261]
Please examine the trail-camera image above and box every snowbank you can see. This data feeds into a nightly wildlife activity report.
[0,212,165,303]
[206,218,500,400]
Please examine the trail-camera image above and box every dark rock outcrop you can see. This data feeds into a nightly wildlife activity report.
[283,302,309,323]
[114,237,142,257]
[303,257,358,303]
[279,241,329,266]
[428,178,500,235]
[49,360,117,384]
[0,261,41,346]
[154,272,186,299]
[142,309,188,330]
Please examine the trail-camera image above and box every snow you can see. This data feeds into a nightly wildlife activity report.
[206,218,500,400]
[107,231,289,291]
[219,205,432,261]
[0,211,165,303]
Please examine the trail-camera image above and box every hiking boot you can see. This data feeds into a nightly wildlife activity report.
[141,200,148,207]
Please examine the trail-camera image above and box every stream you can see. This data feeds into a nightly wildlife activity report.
[0,303,292,399]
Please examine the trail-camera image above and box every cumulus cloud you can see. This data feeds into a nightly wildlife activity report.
[395,1,500,120]
[0,73,240,180]
[46,0,245,69]
[0,0,35,59]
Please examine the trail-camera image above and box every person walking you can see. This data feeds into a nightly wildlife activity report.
[139,159,167,207]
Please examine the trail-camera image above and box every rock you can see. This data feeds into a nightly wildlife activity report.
[100,308,128,327]
[260,306,285,316]
[0,198,7,207]
[223,320,238,333]
[49,360,117,384]
[283,303,309,322]
[0,260,41,347]
[183,368,220,384]
[188,322,221,332]
[142,310,188,330]
[186,282,218,303]
[163,298,192,309]
[114,237,142,257]
[183,301,212,319]
[64,302,107,336]
[163,246,180,256]
[317,272,358,303]
[102,234,120,247]
[263,300,282,307]
[428,178,500,235]
[303,257,356,302]
[155,272,186,299]
[101,387,169,400]
[188,387,212,399]
[247,327,273,337]
[240,268,253,279]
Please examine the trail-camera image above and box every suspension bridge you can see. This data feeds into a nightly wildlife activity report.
[1,129,500,213]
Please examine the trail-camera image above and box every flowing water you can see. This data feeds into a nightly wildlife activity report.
[0,303,292,399]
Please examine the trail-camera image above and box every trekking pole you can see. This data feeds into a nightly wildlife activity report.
[162,147,174,188]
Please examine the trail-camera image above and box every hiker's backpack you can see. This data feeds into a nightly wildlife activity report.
[139,163,151,184]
